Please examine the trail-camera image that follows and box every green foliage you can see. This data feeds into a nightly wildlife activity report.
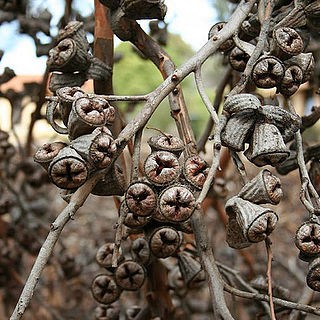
[113,32,225,136]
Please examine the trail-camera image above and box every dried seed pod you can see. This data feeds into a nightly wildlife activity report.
[177,252,205,289]
[48,146,88,189]
[183,155,209,189]
[121,0,167,20]
[91,274,121,304]
[258,105,301,137]
[34,142,67,170]
[307,256,320,292]
[47,38,90,73]
[114,260,145,291]
[121,201,152,229]
[56,86,86,125]
[87,57,112,81]
[226,197,278,247]
[251,56,285,89]
[46,100,68,134]
[238,169,283,205]
[70,129,116,169]
[147,133,184,157]
[286,53,315,83]
[96,243,123,269]
[244,122,289,167]
[68,97,107,140]
[131,238,150,265]
[57,21,89,53]
[144,151,180,186]
[223,93,261,114]
[125,182,157,216]
[152,208,168,223]
[271,27,304,59]
[149,226,181,258]
[295,222,320,257]
[221,110,256,151]
[229,47,250,72]
[94,304,120,320]
[159,185,196,222]
[278,65,303,96]
[0,140,15,160]
[208,22,234,52]
[91,165,126,196]
[49,72,87,93]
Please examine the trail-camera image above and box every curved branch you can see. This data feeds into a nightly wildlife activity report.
[224,283,320,316]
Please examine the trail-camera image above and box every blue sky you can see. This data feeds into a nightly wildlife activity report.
[0,0,216,74]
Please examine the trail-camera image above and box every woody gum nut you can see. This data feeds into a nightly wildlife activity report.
[74,97,106,125]
[295,222,320,255]
[144,151,180,186]
[159,185,196,222]
[279,65,303,96]
[147,133,184,156]
[56,86,86,125]
[94,305,120,320]
[307,257,320,292]
[34,142,67,170]
[252,56,284,88]
[114,261,145,291]
[125,183,156,216]
[273,27,304,57]
[263,171,283,204]
[131,238,150,265]
[121,201,151,228]
[149,227,181,258]
[91,274,121,304]
[223,93,261,114]
[238,169,283,205]
[229,47,250,72]
[247,211,278,242]
[89,134,117,168]
[183,155,209,189]
[47,38,76,70]
[49,151,88,189]
[96,243,122,268]
[57,21,89,52]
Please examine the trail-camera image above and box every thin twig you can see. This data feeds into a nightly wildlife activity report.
[289,287,314,320]
[287,99,320,214]
[224,283,320,316]
[130,128,143,182]
[195,114,228,207]
[217,262,270,316]
[265,237,277,320]
[111,207,127,267]
[197,67,232,152]
[194,67,219,125]
[230,150,248,185]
